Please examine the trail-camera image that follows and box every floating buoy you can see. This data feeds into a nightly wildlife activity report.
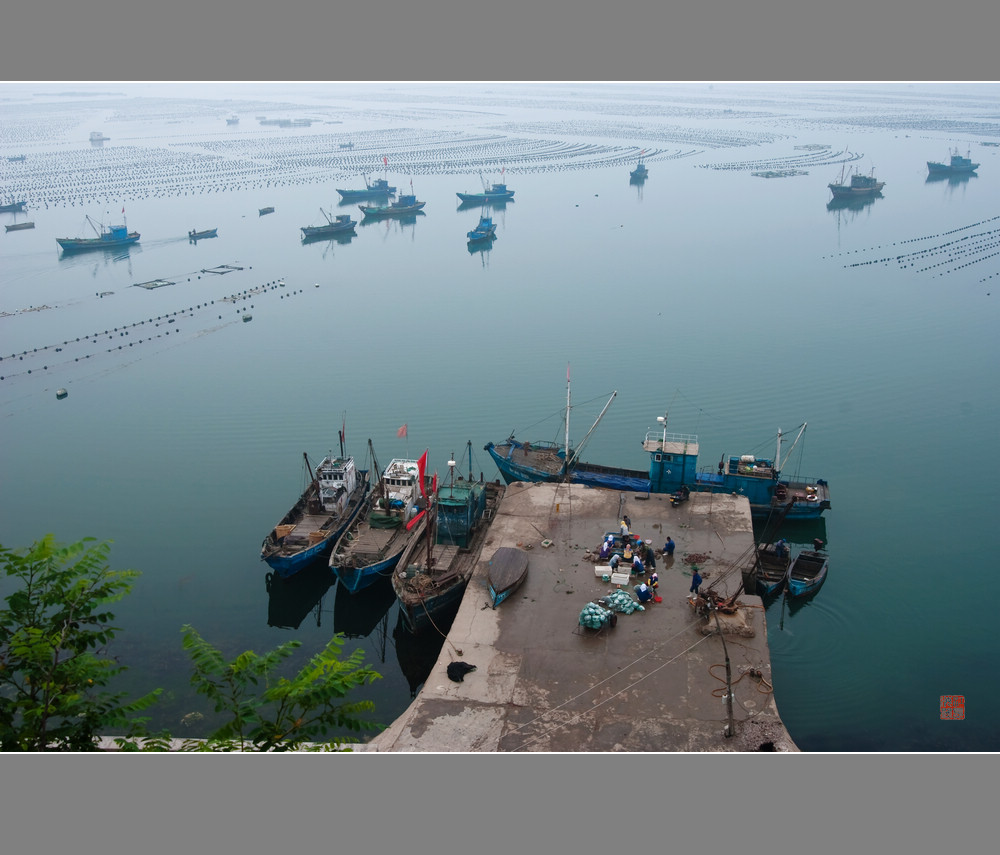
[56,388,68,399]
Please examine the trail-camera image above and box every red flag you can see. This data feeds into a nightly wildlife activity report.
[501,166,505,176]
[417,450,428,499]
[383,156,388,167]
[406,509,426,531]
[121,207,125,214]
[397,423,407,438]
[431,472,438,495]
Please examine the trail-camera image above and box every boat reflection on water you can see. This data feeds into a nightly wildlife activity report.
[392,607,455,698]
[826,192,881,213]
[301,230,356,248]
[266,561,333,630]
[925,171,977,186]
[456,197,512,213]
[332,576,396,639]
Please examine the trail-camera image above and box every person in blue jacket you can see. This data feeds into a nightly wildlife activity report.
[664,537,675,558]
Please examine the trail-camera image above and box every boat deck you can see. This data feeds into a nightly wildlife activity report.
[275,512,333,554]
[499,443,564,477]
[337,520,406,565]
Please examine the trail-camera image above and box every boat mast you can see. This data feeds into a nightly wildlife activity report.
[563,365,571,477]
[87,215,102,237]
[568,390,618,468]
[776,423,807,472]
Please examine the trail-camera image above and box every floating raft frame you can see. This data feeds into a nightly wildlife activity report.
[201,264,244,275]
[133,279,177,290]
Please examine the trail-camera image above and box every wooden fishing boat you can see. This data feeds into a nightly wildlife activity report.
[393,443,504,632]
[786,549,829,598]
[261,432,370,578]
[359,189,425,218]
[188,228,218,240]
[927,148,979,174]
[331,442,434,594]
[258,206,275,216]
[5,221,35,232]
[337,176,396,199]
[829,166,884,199]
[0,200,27,213]
[630,152,648,180]
[754,544,791,597]
[487,546,529,609]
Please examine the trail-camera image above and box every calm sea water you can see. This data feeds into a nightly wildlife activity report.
[2,82,998,750]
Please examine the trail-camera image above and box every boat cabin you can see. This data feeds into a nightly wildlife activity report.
[316,455,358,513]
[640,429,699,493]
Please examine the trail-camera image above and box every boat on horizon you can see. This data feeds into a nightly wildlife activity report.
[226,116,239,125]
[467,213,497,243]
[484,373,830,520]
[260,433,370,579]
[300,209,357,240]
[393,444,505,633]
[55,213,139,252]
[330,442,434,594]
[7,155,26,163]
[456,170,515,204]
[927,148,979,174]
[786,549,829,597]
[829,165,884,199]
[188,227,218,240]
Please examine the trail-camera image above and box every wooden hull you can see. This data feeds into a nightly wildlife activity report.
[754,547,790,597]
[0,201,27,213]
[5,222,35,231]
[56,233,140,252]
[487,547,529,609]
[301,221,356,239]
[188,229,218,240]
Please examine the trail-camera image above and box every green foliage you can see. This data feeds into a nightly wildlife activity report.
[180,625,383,751]
[0,535,161,751]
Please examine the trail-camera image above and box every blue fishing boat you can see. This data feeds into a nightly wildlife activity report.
[261,438,370,578]
[56,215,140,252]
[331,443,434,594]
[456,171,515,203]
[393,446,504,632]
[188,228,218,240]
[467,214,497,242]
[752,544,791,597]
[300,209,356,239]
[484,374,830,520]
[0,200,27,213]
[630,152,648,180]
[786,549,829,597]
[336,176,397,200]
[927,148,980,174]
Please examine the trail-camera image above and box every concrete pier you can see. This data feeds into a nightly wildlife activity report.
[367,482,799,752]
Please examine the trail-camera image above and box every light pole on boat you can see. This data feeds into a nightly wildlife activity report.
[656,411,669,451]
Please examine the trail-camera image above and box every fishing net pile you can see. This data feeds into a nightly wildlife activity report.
[599,590,645,614]
[578,602,612,629]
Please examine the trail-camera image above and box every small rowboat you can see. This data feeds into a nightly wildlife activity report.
[188,228,218,240]
[786,549,828,598]
[487,546,529,609]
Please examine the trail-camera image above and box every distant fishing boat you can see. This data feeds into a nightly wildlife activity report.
[5,221,35,232]
[226,116,239,125]
[7,155,26,163]
[829,165,884,199]
[330,441,434,594]
[359,182,425,218]
[89,131,109,142]
[336,176,396,200]
[466,214,497,243]
[261,435,370,579]
[456,170,515,203]
[927,148,979,174]
[258,206,275,216]
[188,228,218,240]
[630,152,648,180]
[55,213,139,252]
[487,546,529,609]
[393,444,505,632]
[786,549,829,598]
[0,200,27,213]
[300,209,357,239]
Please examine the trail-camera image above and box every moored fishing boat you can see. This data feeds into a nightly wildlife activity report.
[0,200,28,213]
[752,544,791,597]
[188,227,218,240]
[5,221,35,232]
[828,165,884,199]
[456,169,515,203]
[630,151,648,180]
[337,176,396,200]
[359,183,425,218]
[331,442,434,594]
[259,206,275,216]
[927,148,980,174]
[786,549,829,598]
[261,431,370,578]
[487,546,529,609]
[55,213,139,252]
[393,445,504,632]
[484,373,830,520]
[466,214,497,242]
[300,209,356,239]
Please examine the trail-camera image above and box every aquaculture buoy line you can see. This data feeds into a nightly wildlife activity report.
[707,147,863,173]
[826,214,1000,282]
[0,278,310,384]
